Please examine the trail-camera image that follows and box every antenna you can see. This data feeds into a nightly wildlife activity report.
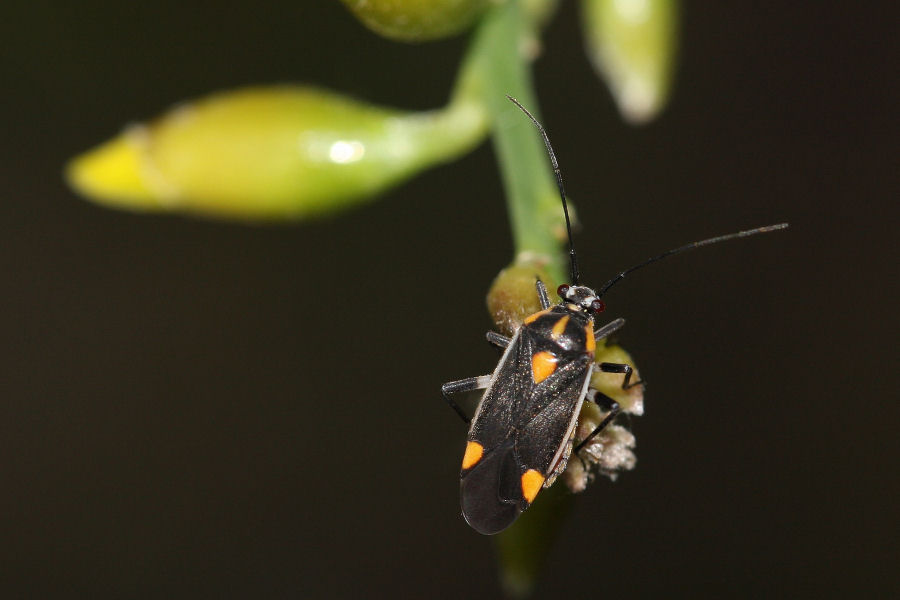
[506,96,580,285]
[597,223,789,297]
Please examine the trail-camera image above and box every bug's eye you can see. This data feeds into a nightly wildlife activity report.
[591,300,605,313]
[557,284,570,299]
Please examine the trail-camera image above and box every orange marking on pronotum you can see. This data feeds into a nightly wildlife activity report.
[531,351,558,383]
[550,315,570,341]
[461,441,484,470]
[585,324,596,353]
[520,469,545,503]
[523,308,552,325]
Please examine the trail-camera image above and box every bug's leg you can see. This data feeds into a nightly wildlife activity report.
[535,279,551,310]
[574,390,620,455]
[441,375,491,425]
[594,317,625,341]
[486,331,511,349]
[596,361,644,390]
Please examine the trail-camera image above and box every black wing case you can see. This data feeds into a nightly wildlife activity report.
[460,327,593,534]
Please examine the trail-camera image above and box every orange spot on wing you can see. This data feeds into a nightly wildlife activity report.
[550,315,570,341]
[461,441,484,470]
[521,469,545,503]
[585,324,596,353]
[531,351,558,383]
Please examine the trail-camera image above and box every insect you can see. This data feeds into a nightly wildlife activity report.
[441,95,788,535]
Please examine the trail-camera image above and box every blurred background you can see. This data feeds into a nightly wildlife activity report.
[1,1,896,597]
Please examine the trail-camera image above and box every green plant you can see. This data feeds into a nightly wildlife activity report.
[65,1,678,596]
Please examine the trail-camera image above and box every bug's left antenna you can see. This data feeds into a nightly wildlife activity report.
[507,95,580,285]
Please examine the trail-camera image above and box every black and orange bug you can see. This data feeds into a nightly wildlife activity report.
[441,95,788,535]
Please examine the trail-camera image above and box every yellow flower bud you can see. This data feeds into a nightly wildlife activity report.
[340,0,489,42]
[66,86,486,221]
[581,0,679,123]
[592,342,643,415]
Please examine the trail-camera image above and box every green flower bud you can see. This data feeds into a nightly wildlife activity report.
[66,86,486,221]
[340,0,489,42]
[581,0,679,123]
[562,419,635,491]
[591,342,644,415]
[486,258,557,337]
[564,341,643,491]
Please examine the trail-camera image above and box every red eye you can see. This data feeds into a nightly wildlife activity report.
[591,300,605,313]
[557,284,570,299]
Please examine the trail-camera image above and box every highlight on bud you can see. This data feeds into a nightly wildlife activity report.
[581,0,679,124]
[340,0,489,42]
[66,86,487,221]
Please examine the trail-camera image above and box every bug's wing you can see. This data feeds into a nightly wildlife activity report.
[515,353,593,473]
[460,328,592,535]
[459,439,523,535]
[460,332,532,534]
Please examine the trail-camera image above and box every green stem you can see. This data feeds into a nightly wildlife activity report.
[453,0,567,284]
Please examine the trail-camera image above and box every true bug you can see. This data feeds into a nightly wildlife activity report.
[441,95,788,535]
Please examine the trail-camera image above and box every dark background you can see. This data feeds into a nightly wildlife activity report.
[1,2,896,598]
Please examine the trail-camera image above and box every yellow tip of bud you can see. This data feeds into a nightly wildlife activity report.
[65,127,166,211]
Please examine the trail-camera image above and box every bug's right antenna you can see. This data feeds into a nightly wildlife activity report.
[597,223,790,297]
[507,95,580,285]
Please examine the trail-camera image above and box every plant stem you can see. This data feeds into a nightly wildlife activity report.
[454,0,567,284]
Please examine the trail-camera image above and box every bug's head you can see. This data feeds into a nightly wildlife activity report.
[556,284,605,316]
